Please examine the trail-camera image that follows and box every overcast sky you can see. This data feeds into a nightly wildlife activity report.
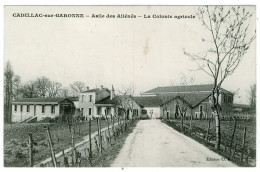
[4,6,256,104]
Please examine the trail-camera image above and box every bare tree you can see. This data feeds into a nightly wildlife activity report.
[184,6,255,150]
[70,81,87,96]
[20,81,38,98]
[12,75,21,99]
[35,76,51,97]
[115,84,135,129]
[48,81,62,97]
[248,83,256,110]
[175,74,195,132]
[4,61,20,123]
[59,87,71,97]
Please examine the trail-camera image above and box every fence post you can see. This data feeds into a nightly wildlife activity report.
[230,118,237,153]
[205,119,211,142]
[89,116,92,158]
[94,136,100,156]
[106,116,111,146]
[86,147,93,167]
[78,125,81,136]
[97,117,103,155]
[231,144,237,159]
[71,126,76,166]
[240,127,247,164]
[62,150,69,167]
[245,149,250,166]
[28,133,33,167]
[45,126,57,167]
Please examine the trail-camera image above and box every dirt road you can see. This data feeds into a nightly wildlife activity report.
[111,120,236,167]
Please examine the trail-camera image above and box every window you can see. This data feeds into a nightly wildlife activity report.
[199,105,203,112]
[27,105,30,112]
[89,95,92,102]
[51,105,55,114]
[20,105,23,112]
[81,95,84,102]
[42,105,45,113]
[15,105,17,112]
[89,108,92,116]
[81,108,84,115]
[228,95,232,103]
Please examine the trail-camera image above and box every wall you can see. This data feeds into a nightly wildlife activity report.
[220,92,233,117]
[143,107,161,119]
[78,92,96,118]
[192,102,213,119]
[12,104,59,122]
[162,97,193,119]
[36,105,59,121]
[78,89,110,118]
[12,104,34,122]
[161,97,215,119]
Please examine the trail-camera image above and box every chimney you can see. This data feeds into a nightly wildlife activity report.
[100,85,103,90]
[110,85,115,100]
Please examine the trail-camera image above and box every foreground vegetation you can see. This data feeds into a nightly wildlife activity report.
[4,120,108,167]
[79,119,139,167]
[163,117,256,167]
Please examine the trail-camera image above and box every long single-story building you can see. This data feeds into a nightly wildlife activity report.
[12,97,75,122]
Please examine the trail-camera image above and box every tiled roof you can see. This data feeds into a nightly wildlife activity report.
[143,84,233,96]
[133,96,165,107]
[134,92,211,108]
[67,96,79,101]
[95,95,144,107]
[164,93,211,107]
[95,96,117,105]
[95,93,211,108]
[143,84,214,94]
[12,97,68,104]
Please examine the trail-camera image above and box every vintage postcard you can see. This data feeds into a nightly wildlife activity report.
[3,5,256,167]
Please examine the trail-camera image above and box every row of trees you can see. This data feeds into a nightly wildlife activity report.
[5,62,89,99]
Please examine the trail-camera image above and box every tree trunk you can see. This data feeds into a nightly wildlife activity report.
[215,113,221,150]
[181,115,184,133]
[230,117,237,153]
[189,113,192,129]
[212,87,221,151]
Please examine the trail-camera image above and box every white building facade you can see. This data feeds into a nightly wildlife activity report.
[12,97,75,122]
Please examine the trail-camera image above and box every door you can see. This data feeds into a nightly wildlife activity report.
[61,104,72,121]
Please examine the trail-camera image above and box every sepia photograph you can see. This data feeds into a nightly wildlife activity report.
[3,5,256,167]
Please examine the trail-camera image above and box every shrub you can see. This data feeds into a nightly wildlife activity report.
[12,147,27,159]
[10,139,18,145]
[40,117,56,123]
[38,140,48,147]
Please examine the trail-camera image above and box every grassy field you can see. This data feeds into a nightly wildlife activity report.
[4,119,111,167]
